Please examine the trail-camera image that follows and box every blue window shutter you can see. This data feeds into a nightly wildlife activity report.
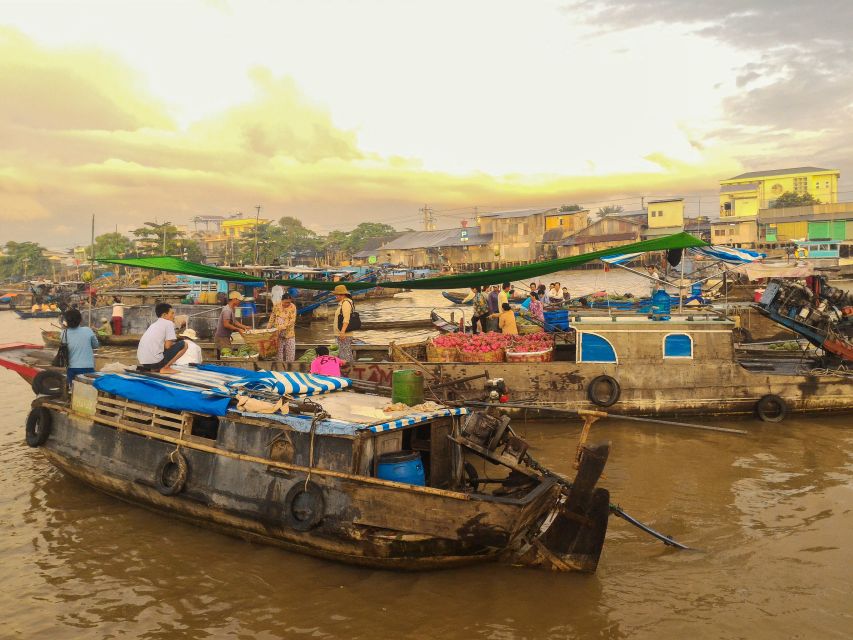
[580,334,617,363]
[664,334,692,358]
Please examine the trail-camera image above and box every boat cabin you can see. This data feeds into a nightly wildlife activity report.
[569,315,737,365]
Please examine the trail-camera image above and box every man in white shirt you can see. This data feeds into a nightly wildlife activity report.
[137,303,187,374]
[175,328,203,366]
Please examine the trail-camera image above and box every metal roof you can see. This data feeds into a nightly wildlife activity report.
[647,198,683,204]
[725,167,835,180]
[478,207,557,220]
[720,182,759,193]
[374,227,492,251]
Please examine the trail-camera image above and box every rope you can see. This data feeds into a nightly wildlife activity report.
[305,410,329,489]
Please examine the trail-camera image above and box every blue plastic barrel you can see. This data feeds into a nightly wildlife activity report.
[651,289,671,320]
[377,451,425,486]
[691,282,702,297]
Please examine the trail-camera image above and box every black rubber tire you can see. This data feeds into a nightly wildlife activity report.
[283,481,325,531]
[756,394,787,423]
[31,370,64,397]
[587,375,621,408]
[154,451,189,496]
[25,406,52,447]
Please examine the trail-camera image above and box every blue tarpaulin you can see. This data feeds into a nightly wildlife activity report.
[93,374,233,416]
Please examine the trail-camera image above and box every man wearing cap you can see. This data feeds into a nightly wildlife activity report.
[333,284,356,362]
[175,328,204,365]
[215,291,250,357]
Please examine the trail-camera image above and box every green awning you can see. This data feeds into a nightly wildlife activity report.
[98,232,707,292]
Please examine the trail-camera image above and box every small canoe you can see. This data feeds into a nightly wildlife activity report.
[42,329,141,348]
[15,309,62,319]
[359,318,434,330]
[430,310,462,333]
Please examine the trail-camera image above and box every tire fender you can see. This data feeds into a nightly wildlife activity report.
[587,375,621,408]
[32,370,64,397]
[756,394,787,423]
[25,406,52,447]
[284,481,325,531]
[155,451,189,496]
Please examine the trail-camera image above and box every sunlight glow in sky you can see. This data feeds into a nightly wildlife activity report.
[0,0,843,244]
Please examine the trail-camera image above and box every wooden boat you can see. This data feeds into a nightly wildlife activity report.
[358,317,434,331]
[42,329,142,348]
[274,313,853,420]
[0,342,64,395]
[442,291,527,305]
[431,310,462,333]
[25,366,610,572]
[14,309,62,319]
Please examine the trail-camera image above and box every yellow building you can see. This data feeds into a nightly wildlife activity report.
[719,166,839,217]
[221,217,272,239]
[710,219,758,248]
[544,209,590,234]
[645,198,684,238]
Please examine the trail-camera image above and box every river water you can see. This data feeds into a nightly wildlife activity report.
[1,277,852,639]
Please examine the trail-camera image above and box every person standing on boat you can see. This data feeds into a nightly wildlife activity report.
[487,285,500,332]
[528,292,544,323]
[471,286,490,334]
[268,293,297,361]
[137,303,187,374]
[215,292,250,357]
[64,308,99,386]
[111,296,124,335]
[499,282,512,310]
[333,284,356,362]
[175,328,203,365]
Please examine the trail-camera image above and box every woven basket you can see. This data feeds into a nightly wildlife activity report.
[460,348,506,363]
[242,328,279,359]
[518,323,544,335]
[426,342,460,363]
[391,340,428,363]
[506,347,554,363]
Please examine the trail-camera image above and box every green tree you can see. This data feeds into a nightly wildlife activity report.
[559,204,583,212]
[345,222,397,253]
[131,221,185,256]
[0,241,50,281]
[90,232,133,259]
[770,192,821,208]
[596,205,624,216]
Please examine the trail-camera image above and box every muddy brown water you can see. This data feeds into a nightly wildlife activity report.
[1,278,851,639]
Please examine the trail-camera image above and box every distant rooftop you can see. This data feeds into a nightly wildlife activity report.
[478,207,557,220]
[720,183,759,193]
[374,227,492,251]
[647,198,683,204]
[725,167,836,181]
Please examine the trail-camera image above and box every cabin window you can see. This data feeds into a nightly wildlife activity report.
[663,333,693,359]
[578,333,617,363]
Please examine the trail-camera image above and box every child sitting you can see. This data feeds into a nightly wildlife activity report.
[310,346,345,377]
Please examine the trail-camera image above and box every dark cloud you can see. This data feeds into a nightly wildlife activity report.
[569,1,853,179]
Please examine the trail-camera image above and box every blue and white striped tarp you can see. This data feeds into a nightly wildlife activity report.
[193,363,351,396]
[365,407,469,433]
[233,406,469,435]
[600,245,765,266]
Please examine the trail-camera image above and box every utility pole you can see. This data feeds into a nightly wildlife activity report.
[254,204,262,264]
[420,204,435,231]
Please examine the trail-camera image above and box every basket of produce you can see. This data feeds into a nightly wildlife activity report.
[506,333,555,363]
[458,332,513,363]
[427,335,465,362]
[241,328,279,359]
[391,340,428,363]
[219,345,260,360]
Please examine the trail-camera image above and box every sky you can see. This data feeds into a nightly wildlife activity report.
[1,0,852,247]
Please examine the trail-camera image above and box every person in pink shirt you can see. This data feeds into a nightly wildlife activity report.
[309,346,345,377]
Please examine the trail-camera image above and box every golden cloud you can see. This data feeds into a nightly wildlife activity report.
[0,26,742,244]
